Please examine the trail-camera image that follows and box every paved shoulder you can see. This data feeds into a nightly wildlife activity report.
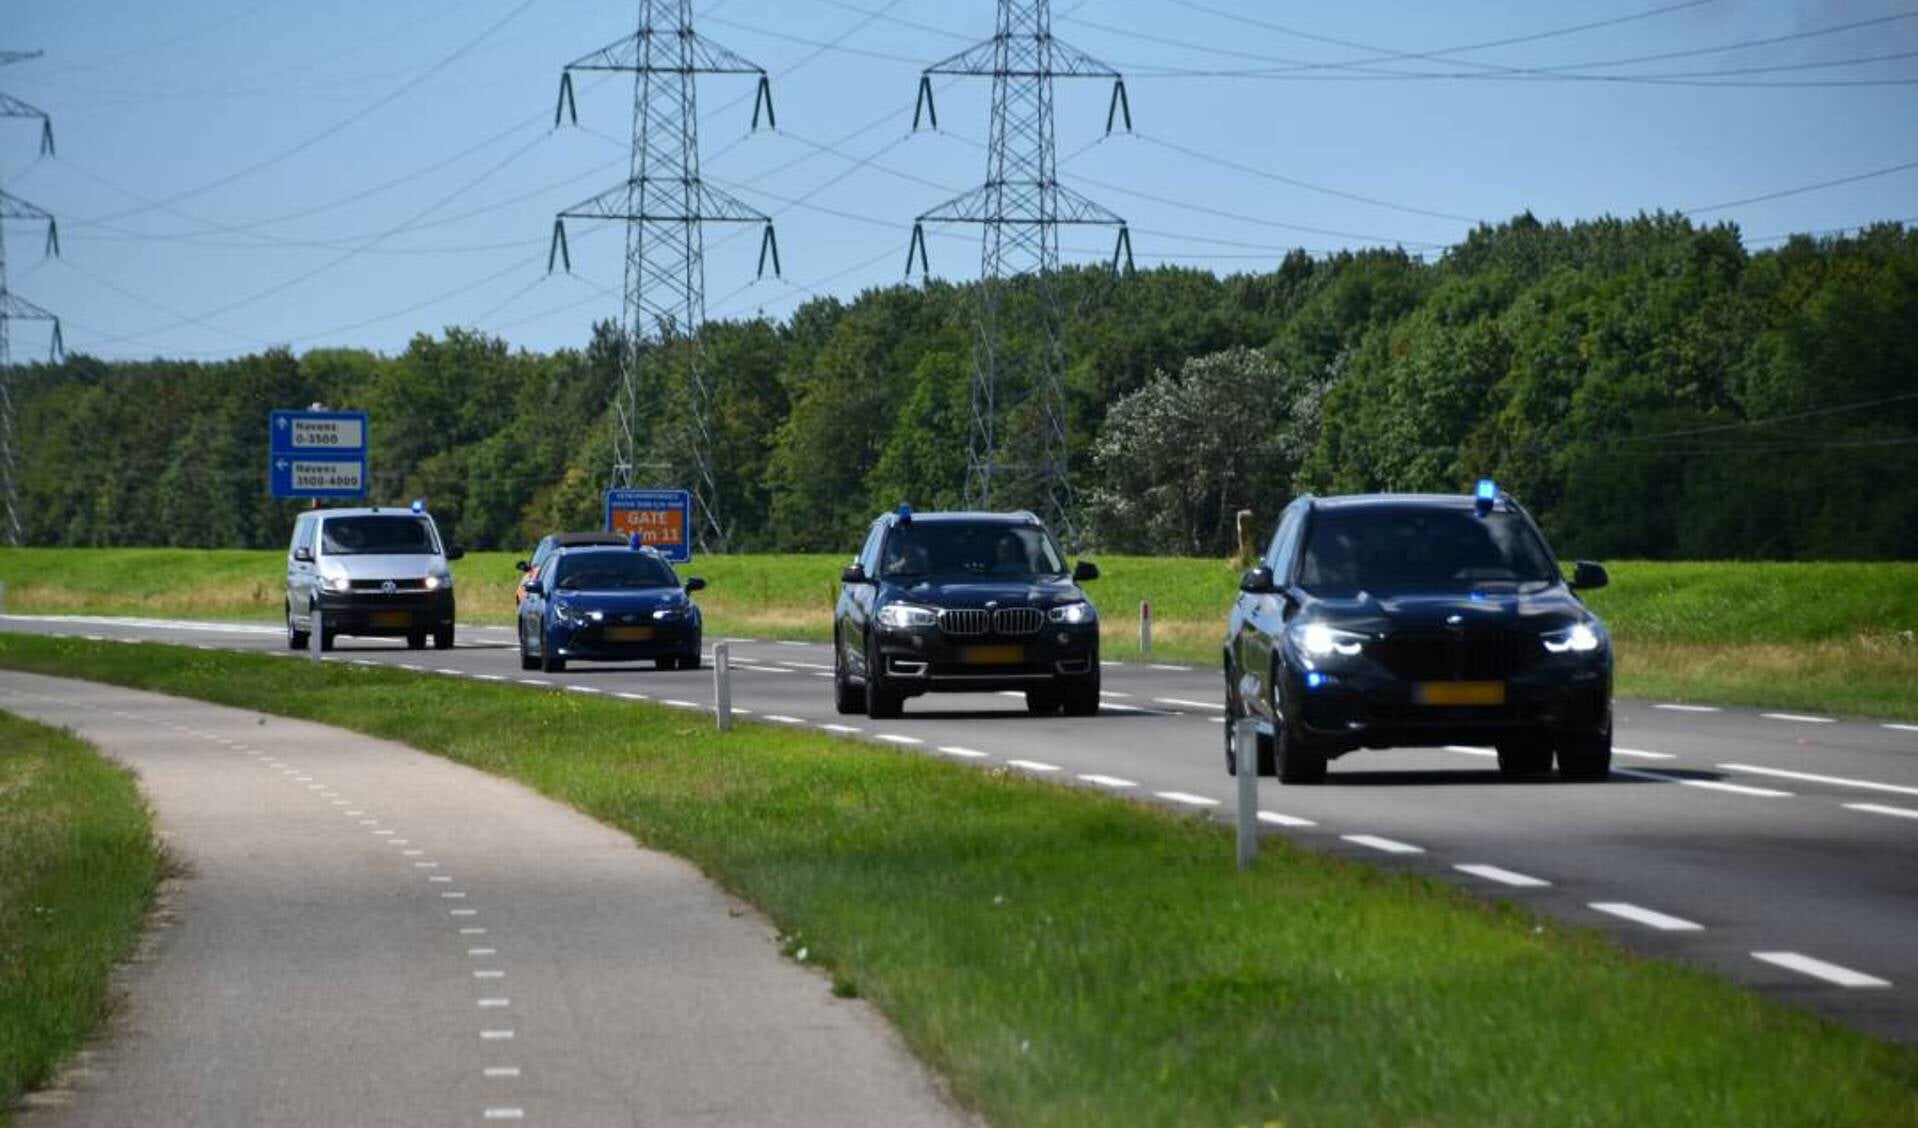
[0,671,965,1128]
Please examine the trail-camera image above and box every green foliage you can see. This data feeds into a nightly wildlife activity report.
[9,216,1914,558]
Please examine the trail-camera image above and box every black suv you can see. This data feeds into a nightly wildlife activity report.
[1223,483,1612,783]
[833,508,1102,719]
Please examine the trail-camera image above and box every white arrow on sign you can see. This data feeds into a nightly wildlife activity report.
[277,417,289,430]
[276,459,288,470]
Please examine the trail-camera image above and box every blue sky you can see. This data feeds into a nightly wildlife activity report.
[3,0,1915,363]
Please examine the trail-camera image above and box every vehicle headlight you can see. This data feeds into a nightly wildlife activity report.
[652,606,685,621]
[1048,600,1097,625]
[876,603,938,629]
[424,571,453,591]
[554,602,588,625]
[1291,622,1365,657]
[1542,622,1603,654]
[323,574,351,593]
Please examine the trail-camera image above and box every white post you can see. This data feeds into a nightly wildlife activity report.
[713,641,733,731]
[1235,716,1259,870]
[1140,600,1152,660]
[310,608,324,665]
[0,581,7,614]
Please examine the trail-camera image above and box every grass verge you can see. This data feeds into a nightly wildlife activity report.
[0,709,162,1126]
[2,632,1915,1127]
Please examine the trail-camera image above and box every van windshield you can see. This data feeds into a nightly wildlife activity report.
[321,516,437,556]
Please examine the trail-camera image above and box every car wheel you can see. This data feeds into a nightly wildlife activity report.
[319,630,336,653]
[287,605,309,651]
[518,623,538,671]
[865,638,903,719]
[1268,674,1326,783]
[1025,689,1063,715]
[1061,682,1100,717]
[1557,725,1613,782]
[654,657,675,671]
[434,625,455,650]
[407,631,427,651]
[833,632,865,715]
[1496,740,1555,779]
[678,653,702,671]
[539,626,566,673]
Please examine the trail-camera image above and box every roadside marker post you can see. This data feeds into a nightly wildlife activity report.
[310,609,324,665]
[1235,717,1259,870]
[1140,600,1152,659]
[714,641,733,731]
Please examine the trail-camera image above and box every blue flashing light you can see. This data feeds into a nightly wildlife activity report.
[628,533,644,550]
[410,498,426,514]
[1306,671,1329,690]
[1473,478,1497,515]
[896,501,913,526]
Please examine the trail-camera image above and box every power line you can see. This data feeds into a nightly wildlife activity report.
[1685,158,1918,216]
[1613,392,1918,443]
[1129,133,1482,225]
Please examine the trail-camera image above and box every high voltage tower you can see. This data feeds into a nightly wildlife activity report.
[0,49,63,548]
[905,0,1133,536]
[547,0,782,552]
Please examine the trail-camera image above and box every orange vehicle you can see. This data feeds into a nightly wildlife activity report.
[514,532,626,604]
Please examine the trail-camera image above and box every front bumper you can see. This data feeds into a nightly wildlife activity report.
[872,621,1099,694]
[1282,653,1611,750]
[548,617,700,662]
[315,590,455,635]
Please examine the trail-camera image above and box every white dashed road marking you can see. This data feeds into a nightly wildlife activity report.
[1761,712,1835,725]
[764,714,805,724]
[1007,759,1059,773]
[1154,697,1224,711]
[821,724,861,734]
[1255,811,1316,828]
[938,746,988,759]
[1614,767,1792,798]
[1719,763,1918,799]
[1455,864,1551,888]
[876,734,923,746]
[1076,774,1136,788]
[1846,803,1918,821]
[1752,951,1891,988]
[483,1067,521,1078]
[1885,723,1918,734]
[1342,834,1423,855]
[1155,791,1219,807]
[1654,703,1721,713]
[1590,902,1703,932]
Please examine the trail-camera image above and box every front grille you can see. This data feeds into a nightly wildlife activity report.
[939,608,989,636]
[347,578,428,593]
[1373,629,1536,681]
[993,607,1043,636]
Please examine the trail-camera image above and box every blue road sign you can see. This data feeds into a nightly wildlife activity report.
[605,489,694,562]
[270,410,368,500]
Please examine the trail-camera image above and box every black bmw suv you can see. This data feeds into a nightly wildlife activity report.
[833,508,1102,719]
[1223,483,1613,783]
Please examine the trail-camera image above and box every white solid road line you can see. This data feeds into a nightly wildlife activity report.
[1008,759,1060,773]
[1614,767,1792,798]
[1761,712,1836,724]
[1455,864,1551,888]
[1077,773,1136,788]
[1752,951,1892,988]
[1589,902,1704,932]
[1155,791,1220,807]
[1256,811,1316,828]
[1719,763,1918,799]
[1846,802,1918,821]
[1342,834,1423,855]
[1154,697,1225,711]
[1653,703,1721,713]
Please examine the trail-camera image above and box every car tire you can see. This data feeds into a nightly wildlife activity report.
[1269,679,1326,783]
[1025,689,1063,715]
[833,633,865,715]
[319,630,336,653]
[679,653,702,671]
[434,626,455,651]
[539,629,566,673]
[865,639,903,719]
[1061,682,1100,717]
[655,657,675,671]
[407,631,427,651]
[287,607,309,652]
[1496,740,1555,779]
[1557,726,1613,782]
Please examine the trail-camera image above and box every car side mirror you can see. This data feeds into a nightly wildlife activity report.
[841,563,870,585]
[1570,560,1609,591]
[1072,560,1100,582]
[684,577,707,593]
[1239,566,1275,594]
[445,545,466,562]
[515,560,530,573]
[292,547,314,563]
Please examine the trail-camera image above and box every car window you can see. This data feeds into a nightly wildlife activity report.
[551,552,677,590]
[1267,503,1304,577]
[320,516,438,556]
[857,524,885,573]
[529,538,555,569]
[879,523,1065,578]
[1298,506,1558,596]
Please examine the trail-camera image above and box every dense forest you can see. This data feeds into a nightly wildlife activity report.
[10,212,1915,560]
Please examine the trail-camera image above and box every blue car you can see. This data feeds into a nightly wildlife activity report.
[517,543,706,673]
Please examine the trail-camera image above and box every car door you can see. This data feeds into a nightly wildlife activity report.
[841,522,885,678]
[1241,503,1305,721]
[288,515,317,622]
[519,560,549,653]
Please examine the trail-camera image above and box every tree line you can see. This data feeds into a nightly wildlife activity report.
[10,212,1914,560]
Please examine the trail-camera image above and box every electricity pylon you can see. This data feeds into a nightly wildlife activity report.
[905,0,1132,536]
[1,49,62,548]
[547,0,782,552]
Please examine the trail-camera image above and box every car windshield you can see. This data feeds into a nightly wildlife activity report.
[880,523,1066,578]
[1298,506,1559,596]
[321,516,437,556]
[552,552,677,591]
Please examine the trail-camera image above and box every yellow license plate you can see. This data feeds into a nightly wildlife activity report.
[960,645,1025,665]
[1415,681,1507,706]
[604,626,655,642]
[370,611,412,628]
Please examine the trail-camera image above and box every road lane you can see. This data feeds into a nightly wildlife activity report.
[5,614,1916,1042]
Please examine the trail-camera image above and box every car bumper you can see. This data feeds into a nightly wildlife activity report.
[315,590,454,635]
[1282,657,1611,749]
[872,622,1099,693]
[549,620,700,662]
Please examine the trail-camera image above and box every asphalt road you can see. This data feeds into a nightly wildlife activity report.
[0,668,965,1128]
[6,612,1917,1044]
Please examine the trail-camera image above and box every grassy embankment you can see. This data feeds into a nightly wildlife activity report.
[1,549,1913,719]
[2,632,1915,1126]
[0,710,162,1126]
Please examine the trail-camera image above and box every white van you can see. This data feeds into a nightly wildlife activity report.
[285,506,463,651]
